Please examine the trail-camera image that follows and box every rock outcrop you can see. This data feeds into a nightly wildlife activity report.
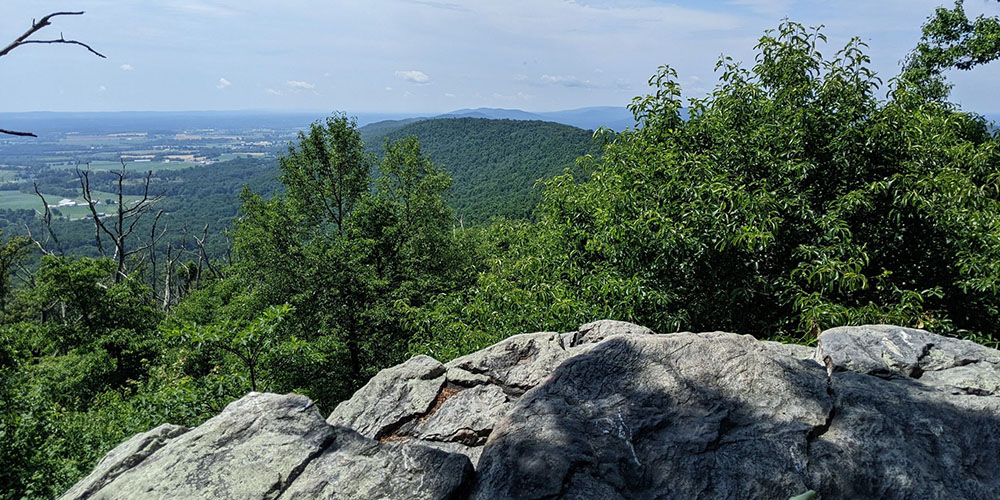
[64,321,1000,499]
[60,393,473,500]
[327,320,654,464]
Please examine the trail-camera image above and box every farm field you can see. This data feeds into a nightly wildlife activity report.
[0,189,148,220]
[50,160,204,172]
[0,170,22,182]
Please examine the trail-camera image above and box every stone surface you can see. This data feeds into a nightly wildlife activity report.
[412,384,513,447]
[321,321,659,468]
[574,319,654,345]
[83,393,337,499]
[762,340,818,361]
[818,324,1000,396]
[278,426,474,500]
[66,323,1000,500]
[473,330,1000,500]
[64,392,474,500]
[446,366,490,387]
[60,423,189,500]
[327,355,446,439]
[444,331,571,393]
[473,333,832,500]
[806,372,1000,499]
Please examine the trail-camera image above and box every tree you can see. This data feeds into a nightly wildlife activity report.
[412,18,1000,360]
[172,304,299,393]
[280,114,373,235]
[226,117,470,405]
[78,161,165,283]
[901,0,1000,101]
[0,231,29,311]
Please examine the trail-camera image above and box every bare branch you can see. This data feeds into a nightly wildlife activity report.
[77,166,112,256]
[23,223,52,256]
[16,38,106,59]
[1,12,106,136]
[0,12,105,58]
[31,183,62,254]
[0,128,37,137]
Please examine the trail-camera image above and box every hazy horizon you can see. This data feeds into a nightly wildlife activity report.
[2,1,1000,115]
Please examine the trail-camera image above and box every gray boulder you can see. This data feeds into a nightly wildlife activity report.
[444,331,571,393]
[573,319,654,345]
[807,371,1000,499]
[63,392,473,500]
[326,321,656,467]
[327,355,446,439]
[473,330,1000,500]
[278,426,474,500]
[473,332,831,499]
[60,423,189,500]
[818,324,1000,395]
[82,392,334,499]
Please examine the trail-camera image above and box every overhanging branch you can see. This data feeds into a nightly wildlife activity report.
[1,11,106,137]
[0,128,37,137]
[0,11,105,58]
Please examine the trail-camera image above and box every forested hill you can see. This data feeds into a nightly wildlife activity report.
[361,117,602,223]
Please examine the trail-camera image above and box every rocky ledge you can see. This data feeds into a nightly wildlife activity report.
[62,321,1000,499]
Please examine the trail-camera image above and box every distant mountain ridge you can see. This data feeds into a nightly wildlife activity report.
[360,117,601,223]
[433,106,634,131]
[0,106,635,137]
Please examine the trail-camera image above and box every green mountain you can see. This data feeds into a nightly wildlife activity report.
[361,117,602,224]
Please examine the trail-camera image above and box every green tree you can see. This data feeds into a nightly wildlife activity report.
[225,118,470,406]
[0,231,29,311]
[172,304,302,392]
[413,18,1000,359]
[901,0,1000,101]
[280,114,373,235]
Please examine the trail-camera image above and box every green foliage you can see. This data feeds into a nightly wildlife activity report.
[0,230,29,311]
[413,19,1000,359]
[902,0,1000,101]
[170,304,307,392]
[222,121,474,407]
[361,117,601,224]
[281,114,373,233]
[0,256,174,499]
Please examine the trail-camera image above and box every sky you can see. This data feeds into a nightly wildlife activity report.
[1,0,999,114]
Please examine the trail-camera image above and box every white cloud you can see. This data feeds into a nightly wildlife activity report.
[385,86,393,91]
[395,70,431,84]
[265,88,282,95]
[120,64,134,71]
[444,92,456,98]
[98,85,107,92]
[216,77,232,89]
[286,80,316,89]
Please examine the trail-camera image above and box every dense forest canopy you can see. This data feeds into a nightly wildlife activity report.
[3,2,1000,498]
[361,118,601,223]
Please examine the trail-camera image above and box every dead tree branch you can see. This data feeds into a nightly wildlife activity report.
[1,11,106,137]
[0,12,106,58]
[0,128,37,138]
[78,160,164,282]
[26,183,61,255]
[194,224,225,280]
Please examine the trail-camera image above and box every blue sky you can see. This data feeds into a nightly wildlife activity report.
[1,0,998,114]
